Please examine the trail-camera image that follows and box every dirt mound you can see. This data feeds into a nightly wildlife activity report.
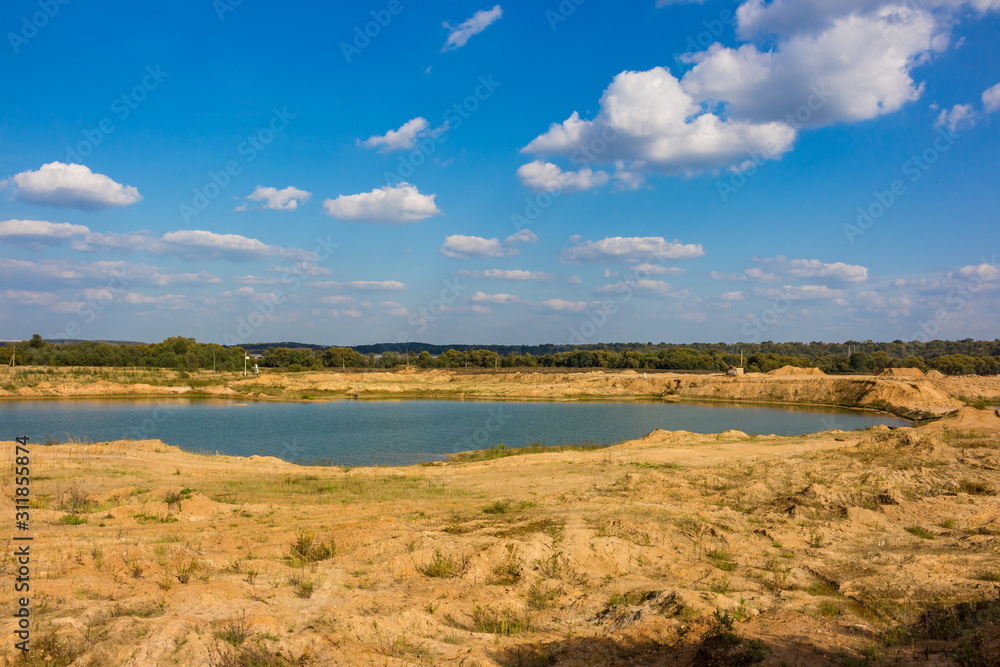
[876,367,925,377]
[925,369,945,378]
[767,365,825,376]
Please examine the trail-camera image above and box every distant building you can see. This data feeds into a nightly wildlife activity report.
[726,366,744,376]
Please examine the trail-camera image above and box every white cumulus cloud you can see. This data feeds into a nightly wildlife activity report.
[983,83,1000,113]
[362,117,434,152]
[440,229,538,259]
[239,186,311,211]
[523,67,797,175]
[2,162,141,210]
[682,7,943,127]
[560,236,705,264]
[442,5,503,52]
[0,219,89,248]
[323,183,441,223]
[516,160,610,192]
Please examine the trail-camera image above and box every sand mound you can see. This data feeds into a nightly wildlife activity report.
[876,367,925,377]
[926,369,945,378]
[767,365,825,376]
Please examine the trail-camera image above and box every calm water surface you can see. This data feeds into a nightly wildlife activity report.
[0,399,908,466]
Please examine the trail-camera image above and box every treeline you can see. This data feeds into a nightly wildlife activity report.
[1,336,246,371]
[355,339,1000,360]
[3,335,999,376]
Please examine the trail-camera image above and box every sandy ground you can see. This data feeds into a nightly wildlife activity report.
[1,371,999,666]
[3,365,991,419]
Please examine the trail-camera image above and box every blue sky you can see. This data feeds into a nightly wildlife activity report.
[1,0,998,346]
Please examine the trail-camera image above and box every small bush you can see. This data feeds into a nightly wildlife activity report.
[471,605,532,635]
[490,556,521,585]
[483,500,512,515]
[286,572,315,598]
[288,529,335,563]
[959,480,996,496]
[59,514,87,525]
[420,550,460,578]
[216,611,253,646]
[906,526,935,540]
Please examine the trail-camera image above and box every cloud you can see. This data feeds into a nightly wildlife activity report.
[0,219,89,248]
[682,7,943,127]
[348,280,406,291]
[597,279,690,298]
[459,269,554,281]
[158,230,312,261]
[720,291,744,301]
[442,5,503,52]
[56,227,314,263]
[361,117,436,152]
[471,291,524,304]
[567,275,582,284]
[2,289,59,306]
[633,263,688,275]
[2,162,141,210]
[714,257,868,283]
[441,236,514,259]
[537,298,588,312]
[516,160,609,192]
[440,229,538,259]
[734,0,998,39]
[523,67,797,175]
[935,104,978,132]
[0,257,220,289]
[755,285,847,301]
[959,262,1000,281]
[380,300,410,316]
[150,271,221,286]
[559,236,705,264]
[782,258,868,282]
[267,263,332,276]
[323,183,441,223]
[983,83,1000,113]
[238,186,311,211]
[506,229,538,245]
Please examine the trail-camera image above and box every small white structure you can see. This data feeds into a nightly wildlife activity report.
[726,365,744,376]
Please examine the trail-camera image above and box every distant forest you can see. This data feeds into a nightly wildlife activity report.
[3,335,1000,376]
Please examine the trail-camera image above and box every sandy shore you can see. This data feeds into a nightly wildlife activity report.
[4,365,996,419]
[1,371,999,665]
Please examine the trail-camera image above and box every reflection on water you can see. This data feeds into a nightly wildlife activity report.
[0,398,909,467]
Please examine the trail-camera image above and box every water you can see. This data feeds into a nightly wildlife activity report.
[0,399,908,466]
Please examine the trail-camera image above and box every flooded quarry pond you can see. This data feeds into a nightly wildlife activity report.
[1,399,908,466]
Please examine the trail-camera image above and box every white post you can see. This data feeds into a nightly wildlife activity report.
[244,354,249,377]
